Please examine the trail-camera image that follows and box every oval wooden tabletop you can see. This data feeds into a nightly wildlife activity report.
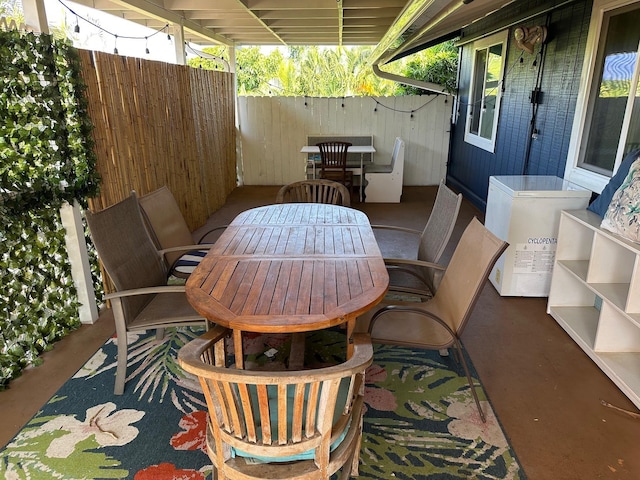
[186,203,389,333]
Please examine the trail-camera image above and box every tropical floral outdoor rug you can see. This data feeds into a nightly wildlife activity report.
[0,327,525,479]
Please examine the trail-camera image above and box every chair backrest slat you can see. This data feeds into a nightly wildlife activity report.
[257,385,272,444]
[237,383,256,442]
[292,384,305,442]
[305,381,320,438]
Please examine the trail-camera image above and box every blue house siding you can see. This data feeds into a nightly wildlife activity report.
[447,0,593,210]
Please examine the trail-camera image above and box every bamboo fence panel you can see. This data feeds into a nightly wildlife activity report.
[78,50,236,231]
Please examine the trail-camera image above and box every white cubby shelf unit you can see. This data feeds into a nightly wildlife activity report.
[547,209,640,408]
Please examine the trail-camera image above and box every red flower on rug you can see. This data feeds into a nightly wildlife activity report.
[134,462,205,479]
[364,364,397,411]
[170,411,207,452]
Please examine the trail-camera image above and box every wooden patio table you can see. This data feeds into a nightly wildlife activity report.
[185,203,389,368]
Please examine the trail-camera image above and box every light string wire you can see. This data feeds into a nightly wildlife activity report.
[184,43,230,71]
[56,0,170,52]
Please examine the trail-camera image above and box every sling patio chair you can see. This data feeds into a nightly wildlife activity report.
[178,326,373,480]
[372,179,462,298]
[85,192,209,395]
[356,217,508,422]
[138,185,227,279]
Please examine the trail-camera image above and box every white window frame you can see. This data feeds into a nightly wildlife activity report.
[565,0,640,193]
[464,30,509,153]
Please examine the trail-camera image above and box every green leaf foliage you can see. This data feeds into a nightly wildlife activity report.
[0,29,102,389]
[0,30,100,215]
[187,44,458,97]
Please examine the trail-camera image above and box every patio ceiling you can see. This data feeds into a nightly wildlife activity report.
[70,0,516,59]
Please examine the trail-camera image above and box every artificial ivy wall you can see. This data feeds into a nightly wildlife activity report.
[0,30,101,389]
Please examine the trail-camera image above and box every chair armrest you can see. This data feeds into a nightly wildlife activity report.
[104,284,186,300]
[383,258,445,271]
[195,224,228,244]
[383,258,446,299]
[160,244,212,256]
[369,305,455,338]
[178,325,231,370]
[370,224,422,236]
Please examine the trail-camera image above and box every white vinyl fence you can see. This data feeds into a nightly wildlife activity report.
[237,96,451,186]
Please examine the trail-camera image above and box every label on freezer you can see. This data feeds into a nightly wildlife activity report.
[513,243,556,274]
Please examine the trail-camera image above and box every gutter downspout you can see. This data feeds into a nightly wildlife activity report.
[370,0,470,95]
[377,0,469,67]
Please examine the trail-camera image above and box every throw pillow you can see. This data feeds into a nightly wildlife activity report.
[601,157,640,243]
[588,148,640,218]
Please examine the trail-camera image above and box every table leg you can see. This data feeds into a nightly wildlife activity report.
[346,318,355,359]
[359,153,364,202]
[233,329,244,369]
[289,332,306,370]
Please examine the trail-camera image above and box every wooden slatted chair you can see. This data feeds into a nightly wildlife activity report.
[178,327,373,480]
[356,218,508,422]
[276,179,351,207]
[85,192,208,394]
[317,141,353,192]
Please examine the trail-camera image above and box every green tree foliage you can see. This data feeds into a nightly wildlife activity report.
[393,41,459,95]
[187,44,455,97]
[0,0,23,23]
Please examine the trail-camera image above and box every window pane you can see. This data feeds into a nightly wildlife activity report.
[582,7,640,173]
[470,49,487,135]
[479,44,503,139]
[624,75,640,155]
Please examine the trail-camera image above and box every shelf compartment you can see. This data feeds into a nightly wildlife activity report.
[548,262,596,309]
[589,283,631,312]
[594,302,640,352]
[626,256,640,314]
[597,353,640,409]
[588,233,636,285]
[548,306,599,351]
[557,259,589,282]
[556,211,595,262]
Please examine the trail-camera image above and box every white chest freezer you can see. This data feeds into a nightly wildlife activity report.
[485,175,591,297]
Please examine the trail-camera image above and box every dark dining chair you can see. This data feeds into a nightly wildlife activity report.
[317,141,353,191]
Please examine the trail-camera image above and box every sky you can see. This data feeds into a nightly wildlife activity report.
[42,0,194,63]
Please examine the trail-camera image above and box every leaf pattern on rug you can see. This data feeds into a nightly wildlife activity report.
[0,327,525,480]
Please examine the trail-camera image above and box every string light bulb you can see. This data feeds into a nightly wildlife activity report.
[145,37,150,54]
[56,1,175,56]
